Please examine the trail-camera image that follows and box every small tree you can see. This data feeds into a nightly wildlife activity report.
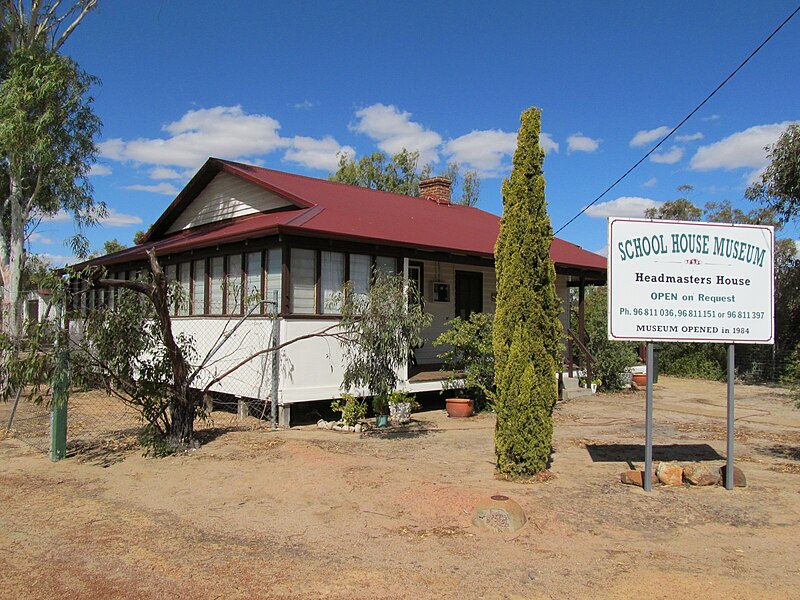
[493,107,562,477]
[340,272,431,415]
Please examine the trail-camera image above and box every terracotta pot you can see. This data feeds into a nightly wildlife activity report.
[446,398,474,418]
[632,373,647,387]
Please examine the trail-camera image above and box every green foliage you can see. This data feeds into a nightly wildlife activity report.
[433,312,494,411]
[492,107,562,477]
[340,272,432,415]
[644,186,702,221]
[580,287,639,390]
[0,318,60,404]
[330,393,367,426]
[747,123,800,224]
[387,389,419,409]
[330,149,481,206]
[657,342,726,380]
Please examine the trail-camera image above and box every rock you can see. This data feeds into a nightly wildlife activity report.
[333,424,342,431]
[683,463,720,486]
[656,462,684,486]
[354,423,362,433]
[719,465,747,487]
[620,470,659,487]
[317,419,326,429]
[472,495,526,533]
[324,421,334,430]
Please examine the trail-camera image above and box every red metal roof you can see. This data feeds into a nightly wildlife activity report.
[83,158,606,273]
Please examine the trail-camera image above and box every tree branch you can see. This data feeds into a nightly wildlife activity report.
[52,0,96,52]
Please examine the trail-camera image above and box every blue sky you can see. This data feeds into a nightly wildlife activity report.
[31,1,800,265]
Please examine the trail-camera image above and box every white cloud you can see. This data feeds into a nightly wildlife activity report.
[284,136,355,171]
[585,196,661,218]
[89,163,112,177]
[126,182,180,196]
[98,208,143,227]
[594,245,609,257]
[690,122,795,171]
[630,126,671,147]
[36,253,78,267]
[642,177,657,188]
[676,132,704,143]
[28,232,54,245]
[351,103,442,164]
[702,114,721,121]
[291,100,315,110]
[41,210,72,223]
[99,106,288,169]
[540,132,559,154]
[650,146,684,164]
[444,129,517,176]
[148,167,186,180]
[567,133,601,153]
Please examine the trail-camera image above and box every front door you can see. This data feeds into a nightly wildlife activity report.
[455,270,483,320]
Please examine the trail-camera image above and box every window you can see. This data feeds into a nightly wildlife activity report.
[290,248,316,313]
[177,263,190,316]
[209,256,224,314]
[375,256,396,278]
[245,251,262,312]
[192,259,205,315]
[225,254,242,315]
[266,248,282,314]
[349,254,370,307]
[165,264,177,315]
[321,251,345,314]
[408,261,424,303]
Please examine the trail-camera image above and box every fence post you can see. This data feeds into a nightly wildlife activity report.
[50,303,68,461]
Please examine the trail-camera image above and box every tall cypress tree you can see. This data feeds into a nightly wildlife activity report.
[493,107,562,476]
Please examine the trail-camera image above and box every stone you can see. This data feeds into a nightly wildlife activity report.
[317,419,326,429]
[354,423,362,433]
[620,470,659,487]
[472,495,526,533]
[719,465,747,487]
[656,462,684,486]
[333,424,342,431]
[324,421,334,430]
[683,463,720,486]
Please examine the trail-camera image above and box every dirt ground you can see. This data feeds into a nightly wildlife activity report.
[2,376,800,599]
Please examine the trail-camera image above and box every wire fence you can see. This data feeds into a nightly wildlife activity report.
[3,290,282,460]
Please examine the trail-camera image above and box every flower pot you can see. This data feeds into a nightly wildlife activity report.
[389,401,411,424]
[632,373,647,387]
[446,398,474,418]
[375,414,389,427]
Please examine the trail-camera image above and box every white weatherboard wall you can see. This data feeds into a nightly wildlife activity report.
[608,218,774,344]
[166,172,294,233]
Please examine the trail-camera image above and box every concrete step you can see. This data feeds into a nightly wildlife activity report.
[562,386,595,401]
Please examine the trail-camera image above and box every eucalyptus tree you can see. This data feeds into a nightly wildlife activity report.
[0,0,100,338]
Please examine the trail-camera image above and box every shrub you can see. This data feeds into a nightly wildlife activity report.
[433,312,494,411]
[330,393,367,426]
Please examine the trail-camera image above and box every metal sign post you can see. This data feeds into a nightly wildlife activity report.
[726,343,735,490]
[644,342,654,492]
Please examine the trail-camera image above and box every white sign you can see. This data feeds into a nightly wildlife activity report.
[608,218,774,344]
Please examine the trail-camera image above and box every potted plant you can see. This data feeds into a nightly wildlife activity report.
[388,390,417,424]
[433,312,495,417]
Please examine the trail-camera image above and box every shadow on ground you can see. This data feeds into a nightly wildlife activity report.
[586,443,724,464]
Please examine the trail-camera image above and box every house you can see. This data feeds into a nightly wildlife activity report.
[76,157,606,425]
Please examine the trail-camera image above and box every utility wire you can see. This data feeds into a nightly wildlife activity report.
[554,4,800,236]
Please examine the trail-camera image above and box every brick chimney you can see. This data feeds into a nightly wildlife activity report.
[419,176,452,205]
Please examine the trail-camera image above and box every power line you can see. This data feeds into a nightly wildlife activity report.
[554,4,800,236]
